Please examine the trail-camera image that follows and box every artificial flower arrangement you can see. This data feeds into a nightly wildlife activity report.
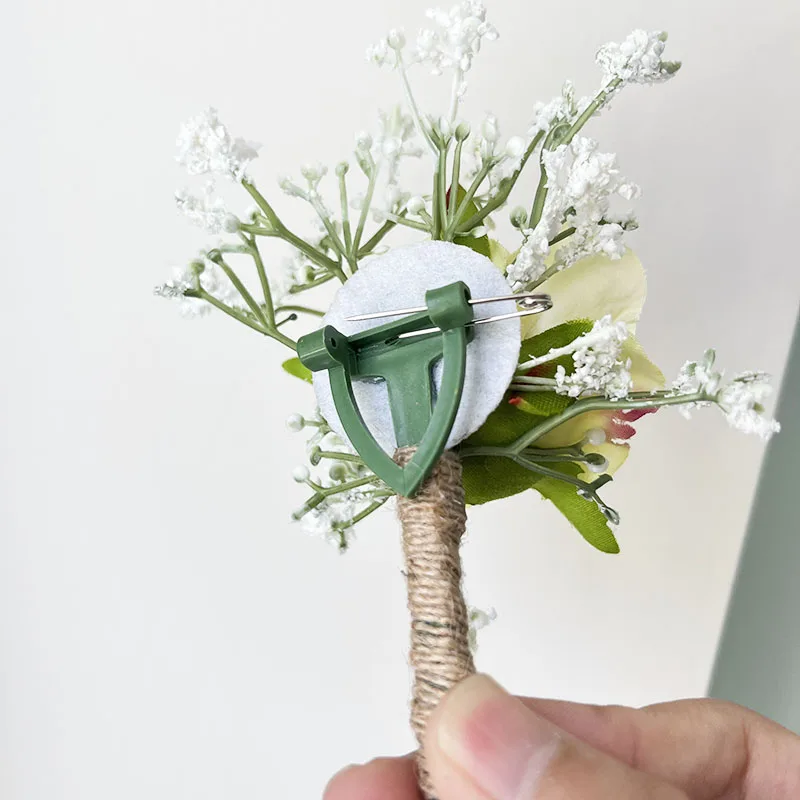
[156,3,780,796]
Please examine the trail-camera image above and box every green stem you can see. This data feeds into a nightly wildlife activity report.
[549,226,576,246]
[238,223,278,237]
[212,255,270,329]
[241,180,345,282]
[339,170,353,254]
[562,78,622,146]
[453,129,546,234]
[242,236,275,327]
[289,274,336,294]
[353,162,378,256]
[444,162,491,240]
[447,138,464,225]
[434,144,449,239]
[190,289,268,335]
[276,304,325,318]
[528,125,566,230]
[509,392,706,453]
[386,214,429,232]
[398,59,437,155]
[314,450,363,464]
[347,496,390,526]
[358,218,398,257]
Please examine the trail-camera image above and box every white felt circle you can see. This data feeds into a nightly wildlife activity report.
[313,241,521,452]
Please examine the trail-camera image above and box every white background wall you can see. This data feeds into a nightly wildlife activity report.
[3,0,799,797]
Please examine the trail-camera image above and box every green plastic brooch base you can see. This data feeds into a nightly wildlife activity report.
[296,281,475,498]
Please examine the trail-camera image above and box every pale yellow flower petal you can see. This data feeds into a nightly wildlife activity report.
[625,336,665,391]
[522,248,646,339]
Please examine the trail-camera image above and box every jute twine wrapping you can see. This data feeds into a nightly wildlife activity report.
[395,447,476,800]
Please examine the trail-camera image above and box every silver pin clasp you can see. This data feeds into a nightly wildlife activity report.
[346,292,552,323]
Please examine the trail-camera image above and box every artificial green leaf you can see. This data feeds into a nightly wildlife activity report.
[461,401,551,504]
[463,454,544,505]
[514,392,572,417]
[519,319,593,364]
[534,470,620,553]
[464,399,542,447]
[282,357,313,384]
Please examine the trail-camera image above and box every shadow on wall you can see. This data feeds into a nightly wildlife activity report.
[709,311,800,733]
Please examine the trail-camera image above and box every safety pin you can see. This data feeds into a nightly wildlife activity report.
[345,292,552,322]
[395,300,552,339]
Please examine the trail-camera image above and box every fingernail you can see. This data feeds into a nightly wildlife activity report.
[434,674,560,799]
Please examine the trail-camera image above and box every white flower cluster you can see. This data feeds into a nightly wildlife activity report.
[289,414,386,549]
[596,30,681,87]
[416,0,498,76]
[507,137,640,290]
[554,315,632,400]
[175,107,260,181]
[153,259,243,318]
[367,1,497,107]
[175,182,239,235]
[671,350,780,440]
[530,81,582,136]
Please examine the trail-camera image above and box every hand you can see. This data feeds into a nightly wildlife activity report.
[325,673,800,799]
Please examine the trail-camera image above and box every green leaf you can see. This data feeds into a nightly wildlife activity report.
[520,319,593,364]
[462,402,548,504]
[282,357,313,384]
[534,471,620,554]
[463,454,544,505]
[464,400,541,447]
[514,392,572,417]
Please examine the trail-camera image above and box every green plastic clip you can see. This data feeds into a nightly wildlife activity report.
[297,281,475,498]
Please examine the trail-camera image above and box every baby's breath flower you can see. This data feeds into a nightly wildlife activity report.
[415,0,498,77]
[153,258,243,317]
[553,316,632,399]
[717,372,781,440]
[174,182,231,234]
[507,137,640,290]
[175,107,260,181]
[596,30,681,86]
[670,351,780,439]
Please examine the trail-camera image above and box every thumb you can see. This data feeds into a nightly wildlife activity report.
[424,674,687,800]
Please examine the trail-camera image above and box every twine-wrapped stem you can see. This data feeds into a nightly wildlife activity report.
[395,447,476,800]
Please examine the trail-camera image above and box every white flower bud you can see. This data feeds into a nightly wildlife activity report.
[335,161,349,177]
[504,136,526,158]
[301,162,327,183]
[471,226,488,237]
[481,115,499,143]
[189,259,205,276]
[292,465,310,483]
[454,122,471,142]
[509,206,528,228]
[328,462,348,482]
[438,116,452,140]
[285,413,305,432]
[584,427,607,445]
[387,29,406,50]
[355,131,373,152]
[222,213,240,233]
[405,195,426,214]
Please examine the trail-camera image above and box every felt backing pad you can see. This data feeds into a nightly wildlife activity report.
[313,241,521,452]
